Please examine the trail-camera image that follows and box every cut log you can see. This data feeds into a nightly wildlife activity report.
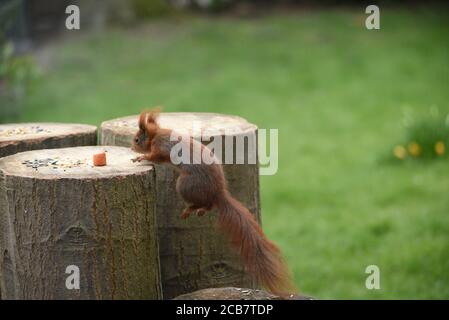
[0,146,161,299]
[101,113,260,299]
[0,123,97,158]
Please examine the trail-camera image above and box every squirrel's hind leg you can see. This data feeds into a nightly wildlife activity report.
[181,206,195,219]
[196,203,213,217]
[181,205,202,219]
[181,204,212,219]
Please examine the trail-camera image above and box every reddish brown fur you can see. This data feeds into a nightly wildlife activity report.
[216,191,295,295]
[132,110,296,295]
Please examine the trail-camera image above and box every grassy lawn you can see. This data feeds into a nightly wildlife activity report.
[13,7,449,298]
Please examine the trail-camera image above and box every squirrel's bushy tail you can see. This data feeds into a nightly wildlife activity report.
[216,191,296,295]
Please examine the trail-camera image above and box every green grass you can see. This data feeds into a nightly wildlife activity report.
[11,7,449,299]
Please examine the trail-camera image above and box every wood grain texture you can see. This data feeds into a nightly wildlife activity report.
[0,146,161,299]
[0,123,97,158]
[100,113,260,299]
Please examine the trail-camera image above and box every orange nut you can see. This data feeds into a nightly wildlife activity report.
[93,152,107,166]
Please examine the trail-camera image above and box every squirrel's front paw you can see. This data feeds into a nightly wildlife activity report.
[132,156,145,163]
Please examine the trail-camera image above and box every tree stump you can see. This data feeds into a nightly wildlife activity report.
[0,146,161,299]
[0,123,97,158]
[101,113,260,299]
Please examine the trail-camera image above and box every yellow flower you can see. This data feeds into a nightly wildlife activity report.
[435,141,445,156]
[393,145,407,160]
[408,142,421,157]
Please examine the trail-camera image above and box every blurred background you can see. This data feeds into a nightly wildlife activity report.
[1,0,448,299]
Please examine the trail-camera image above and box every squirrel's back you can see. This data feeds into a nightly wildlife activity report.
[155,131,226,184]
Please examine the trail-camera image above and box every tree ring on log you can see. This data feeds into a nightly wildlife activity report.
[101,112,256,138]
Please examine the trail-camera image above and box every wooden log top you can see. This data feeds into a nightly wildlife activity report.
[0,123,97,145]
[101,113,258,138]
[0,146,152,179]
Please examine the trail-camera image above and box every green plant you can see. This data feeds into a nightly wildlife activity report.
[0,42,38,122]
[392,112,449,161]
[1,43,36,87]
[0,0,38,122]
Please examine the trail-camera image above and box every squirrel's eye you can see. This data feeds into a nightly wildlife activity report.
[135,138,139,143]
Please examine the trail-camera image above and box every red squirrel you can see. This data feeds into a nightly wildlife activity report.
[131,110,296,295]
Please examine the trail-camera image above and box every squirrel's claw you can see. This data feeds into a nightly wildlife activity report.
[181,206,197,219]
[180,209,192,219]
[132,156,145,163]
[181,206,208,219]
[196,208,207,217]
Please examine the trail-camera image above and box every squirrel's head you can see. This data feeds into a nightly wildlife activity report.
[132,108,160,154]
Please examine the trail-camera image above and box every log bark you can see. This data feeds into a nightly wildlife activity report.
[100,113,260,299]
[0,146,161,299]
[0,123,97,158]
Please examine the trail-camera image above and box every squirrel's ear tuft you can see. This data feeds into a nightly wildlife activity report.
[146,107,161,124]
[138,111,147,130]
[138,107,161,130]
[141,107,161,138]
